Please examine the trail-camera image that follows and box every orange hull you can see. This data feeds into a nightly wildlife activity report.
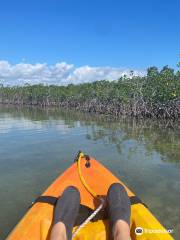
[7,155,173,240]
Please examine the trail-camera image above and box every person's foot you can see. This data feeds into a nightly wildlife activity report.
[107,183,131,239]
[51,186,80,240]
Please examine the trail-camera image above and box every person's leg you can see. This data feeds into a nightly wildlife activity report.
[50,186,80,240]
[107,183,131,240]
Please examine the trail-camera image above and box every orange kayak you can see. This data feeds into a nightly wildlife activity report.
[7,152,173,240]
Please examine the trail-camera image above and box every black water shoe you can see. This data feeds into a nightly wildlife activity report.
[53,186,80,240]
[107,183,131,231]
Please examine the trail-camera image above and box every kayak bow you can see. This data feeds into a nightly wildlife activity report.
[7,152,173,240]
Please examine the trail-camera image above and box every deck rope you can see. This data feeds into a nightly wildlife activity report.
[72,198,104,238]
[77,152,98,198]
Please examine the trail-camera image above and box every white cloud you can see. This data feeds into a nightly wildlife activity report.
[0,60,145,86]
[67,66,145,83]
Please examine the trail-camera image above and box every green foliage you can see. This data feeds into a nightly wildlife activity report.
[144,66,179,103]
[0,66,179,105]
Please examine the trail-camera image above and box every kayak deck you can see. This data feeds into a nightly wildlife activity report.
[7,155,173,240]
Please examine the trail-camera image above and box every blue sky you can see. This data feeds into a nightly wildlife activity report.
[0,0,180,85]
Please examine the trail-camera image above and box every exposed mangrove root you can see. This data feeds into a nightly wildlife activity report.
[0,98,179,120]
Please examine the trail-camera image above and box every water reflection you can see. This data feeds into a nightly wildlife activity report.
[1,104,179,165]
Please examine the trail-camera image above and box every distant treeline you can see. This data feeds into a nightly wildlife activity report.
[0,66,180,119]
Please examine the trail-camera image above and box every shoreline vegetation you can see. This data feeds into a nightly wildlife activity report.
[0,66,180,119]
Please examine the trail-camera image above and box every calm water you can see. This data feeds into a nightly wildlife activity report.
[0,105,180,239]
